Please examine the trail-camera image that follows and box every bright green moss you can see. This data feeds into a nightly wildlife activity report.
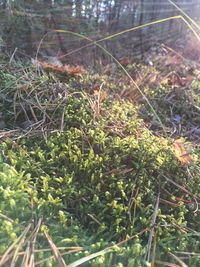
[0,63,199,266]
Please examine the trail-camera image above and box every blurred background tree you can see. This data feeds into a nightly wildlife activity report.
[0,0,199,64]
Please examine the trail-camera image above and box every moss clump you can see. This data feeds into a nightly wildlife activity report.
[0,61,199,266]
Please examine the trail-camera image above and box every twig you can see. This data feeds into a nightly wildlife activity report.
[0,212,14,223]
[44,231,67,267]
[144,193,160,263]
[9,48,18,64]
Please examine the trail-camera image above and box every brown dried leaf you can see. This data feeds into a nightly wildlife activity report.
[36,60,85,76]
[119,56,132,66]
[165,55,182,66]
[172,138,193,166]
[63,64,85,76]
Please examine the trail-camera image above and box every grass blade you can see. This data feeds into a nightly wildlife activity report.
[155,260,181,267]
[168,252,188,267]
[68,247,113,267]
[168,0,200,32]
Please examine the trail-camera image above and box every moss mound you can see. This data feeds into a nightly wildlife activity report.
[0,61,199,266]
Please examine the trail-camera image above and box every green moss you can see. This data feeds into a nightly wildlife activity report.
[0,62,199,266]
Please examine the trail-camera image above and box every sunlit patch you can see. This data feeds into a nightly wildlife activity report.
[172,138,194,165]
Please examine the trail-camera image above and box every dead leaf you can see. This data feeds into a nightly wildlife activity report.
[36,60,85,76]
[165,55,182,66]
[172,138,193,165]
[119,56,132,66]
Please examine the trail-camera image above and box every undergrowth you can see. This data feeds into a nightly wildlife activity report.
[0,56,199,267]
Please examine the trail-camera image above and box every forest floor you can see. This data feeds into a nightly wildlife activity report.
[0,39,200,267]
